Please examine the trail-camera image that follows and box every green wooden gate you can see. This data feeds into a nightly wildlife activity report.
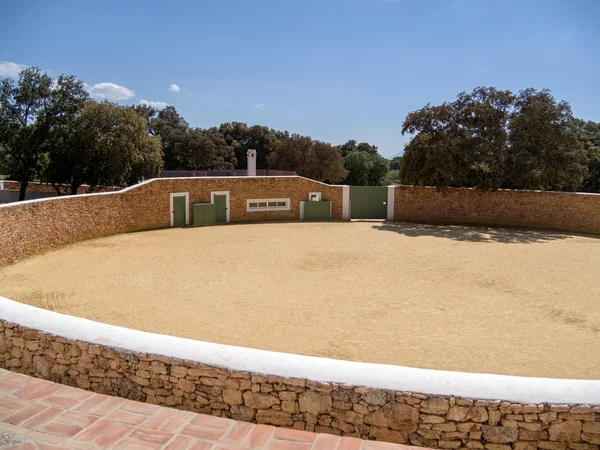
[214,194,227,223]
[303,201,331,221]
[350,186,388,219]
[193,204,216,227]
[172,195,186,227]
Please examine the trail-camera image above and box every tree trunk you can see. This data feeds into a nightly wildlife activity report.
[51,183,63,196]
[18,179,28,201]
[70,182,80,195]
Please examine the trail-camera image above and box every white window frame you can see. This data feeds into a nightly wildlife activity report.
[247,198,290,212]
[308,192,322,202]
[169,192,190,227]
[210,191,231,223]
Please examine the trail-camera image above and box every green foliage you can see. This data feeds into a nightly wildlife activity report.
[172,128,236,171]
[46,101,163,193]
[575,119,600,192]
[268,134,347,183]
[344,151,390,186]
[0,67,53,199]
[400,86,588,192]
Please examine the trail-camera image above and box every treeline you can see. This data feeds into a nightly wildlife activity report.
[0,68,164,200]
[0,68,392,201]
[396,87,600,193]
[140,107,392,185]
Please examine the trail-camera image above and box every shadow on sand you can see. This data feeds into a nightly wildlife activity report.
[373,221,583,244]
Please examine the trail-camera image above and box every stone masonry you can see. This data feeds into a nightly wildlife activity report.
[0,176,345,265]
[394,187,600,235]
[0,321,598,450]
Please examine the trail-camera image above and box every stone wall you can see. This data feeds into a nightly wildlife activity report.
[0,176,345,265]
[0,319,598,450]
[394,187,600,235]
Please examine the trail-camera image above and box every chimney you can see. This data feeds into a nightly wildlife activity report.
[247,149,257,177]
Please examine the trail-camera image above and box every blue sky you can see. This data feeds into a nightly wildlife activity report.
[2,0,599,158]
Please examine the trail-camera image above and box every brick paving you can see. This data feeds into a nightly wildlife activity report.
[0,369,429,450]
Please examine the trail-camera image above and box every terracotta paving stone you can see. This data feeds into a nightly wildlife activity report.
[22,383,63,401]
[141,407,182,429]
[159,410,197,433]
[214,444,247,450]
[3,372,31,386]
[266,439,314,450]
[112,438,163,449]
[119,399,161,416]
[191,413,235,429]
[338,436,364,450]
[128,426,174,445]
[73,393,108,414]
[313,433,342,450]
[6,443,37,450]
[221,421,255,444]
[94,422,135,447]
[242,424,276,449]
[0,380,22,393]
[54,411,99,428]
[12,381,46,398]
[0,369,434,450]
[4,403,46,424]
[273,427,317,443]
[39,420,83,438]
[188,440,217,450]
[182,423,231,441]
[73,419,118,443]
[41,393,82,409]
[86,395,127,416]
[0,395,31,411]
[164,435,195,450]
[22,406,62,428]
[105,408,148,425]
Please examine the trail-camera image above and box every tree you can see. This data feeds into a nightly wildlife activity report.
[337,139,378,157]
[0,67,53,200]
[400,87,514,189]
[575,119,600,193]
[506,89,587,191]
[400,86,588,192]
[149,106,188,169]
[45,100,161,194]
[343,151,390,186]
[171,128,236,171]
[218,122,279,170]
[268,134,347,183]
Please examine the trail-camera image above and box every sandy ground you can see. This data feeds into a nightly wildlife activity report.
[1,221,599,380]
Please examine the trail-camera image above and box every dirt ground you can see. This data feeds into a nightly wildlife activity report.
[1,221,599,380]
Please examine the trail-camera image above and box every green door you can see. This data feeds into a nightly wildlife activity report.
[172,195,186,227]
[303,201,331,221]
[350,186,388,219]
[214,194,227,223]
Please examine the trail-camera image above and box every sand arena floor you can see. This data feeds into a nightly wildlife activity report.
[1,221,599,380]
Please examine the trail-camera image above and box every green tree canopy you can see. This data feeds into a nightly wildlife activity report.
[45,100,163,194]
[344,151,390,186]
[268,134,347,183]
[400,86,588,192]
[0,67,53,200]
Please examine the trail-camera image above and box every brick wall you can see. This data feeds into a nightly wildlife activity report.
[0,177,344,265]
[0,320,598,449]
[394,187,600,235]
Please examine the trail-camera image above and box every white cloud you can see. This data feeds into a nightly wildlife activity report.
[86,82,135,101]
[0,61,27,77]
[140,100,169,109]
[254,104,265,109]
[169,83,180,92]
